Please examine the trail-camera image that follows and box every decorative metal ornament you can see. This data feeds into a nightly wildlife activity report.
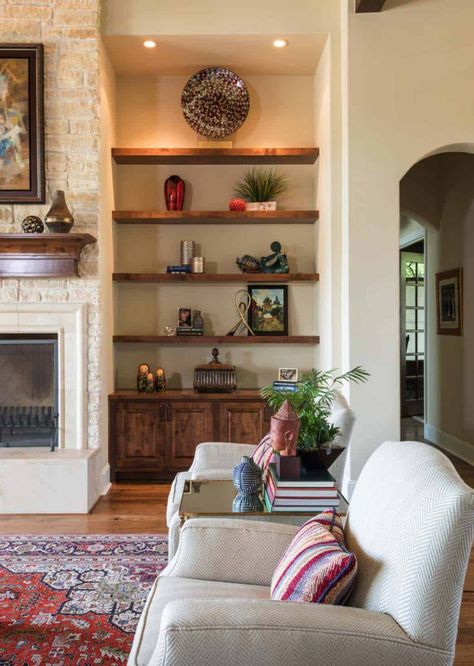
[180,240,195,265]
[21,215,44,233]
[181,67,250,139]
[261,241,289,274]
[226,289,255,336]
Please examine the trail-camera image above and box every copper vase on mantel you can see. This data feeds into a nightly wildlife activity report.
[45,190,74,233]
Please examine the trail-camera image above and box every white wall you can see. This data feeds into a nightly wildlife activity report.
[344,0,474,477]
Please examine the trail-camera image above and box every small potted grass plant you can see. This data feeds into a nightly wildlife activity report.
[261,366,369,469]
[234,168,288,211]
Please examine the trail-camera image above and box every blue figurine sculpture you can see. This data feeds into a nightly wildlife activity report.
[232,455,263,512]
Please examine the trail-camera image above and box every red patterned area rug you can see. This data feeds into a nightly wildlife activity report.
[0,534,168,665]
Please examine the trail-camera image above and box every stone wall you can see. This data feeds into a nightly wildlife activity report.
[0,0,102,450]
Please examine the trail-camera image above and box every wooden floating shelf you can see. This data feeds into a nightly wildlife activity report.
[113,272,319,284]
[113,335,319,345]
[112,147,319,165]
[0,233,96,278]
[112,210,318,225]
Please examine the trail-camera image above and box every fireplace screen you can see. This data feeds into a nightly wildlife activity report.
[0,334,58,450]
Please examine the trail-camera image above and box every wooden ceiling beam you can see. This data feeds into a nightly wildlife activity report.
[355,0,386,12]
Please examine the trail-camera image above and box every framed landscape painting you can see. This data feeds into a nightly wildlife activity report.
[0,44,45,203]
[436,268,463,336]
[248,285,288,336]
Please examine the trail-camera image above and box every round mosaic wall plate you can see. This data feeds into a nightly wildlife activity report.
[181,67,250,139]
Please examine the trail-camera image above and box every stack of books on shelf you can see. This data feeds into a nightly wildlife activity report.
[264,463,339,513]
[176,327,203,336]
[167,265,191,274]
[272,380,298,393]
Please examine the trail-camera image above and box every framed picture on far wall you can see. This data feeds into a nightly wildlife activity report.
[0,44,45,203]
[248,285,288,336]
[436,268,463,336]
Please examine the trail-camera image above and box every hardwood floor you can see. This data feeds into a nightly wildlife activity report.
[0,435,472,664]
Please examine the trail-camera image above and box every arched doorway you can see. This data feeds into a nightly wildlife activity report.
[399,151,474,460]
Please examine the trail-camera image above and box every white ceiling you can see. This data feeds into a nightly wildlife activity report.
[103,34,327,77]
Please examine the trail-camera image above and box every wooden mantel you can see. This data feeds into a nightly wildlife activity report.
[0,234,96,278]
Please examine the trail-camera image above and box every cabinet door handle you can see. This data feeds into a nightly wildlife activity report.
[165,402,172,421]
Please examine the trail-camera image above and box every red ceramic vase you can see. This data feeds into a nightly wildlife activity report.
[164,175,185,211]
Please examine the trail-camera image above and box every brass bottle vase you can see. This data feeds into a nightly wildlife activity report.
[45,190,74,233]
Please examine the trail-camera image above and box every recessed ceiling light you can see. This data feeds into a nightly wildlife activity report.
[143,40,157,49]
[273,39,289,48]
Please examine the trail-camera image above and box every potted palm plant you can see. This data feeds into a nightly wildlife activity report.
[234,168,288,211]
[261,367,369,470]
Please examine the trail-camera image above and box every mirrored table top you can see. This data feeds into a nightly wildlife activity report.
[179,479,348,518]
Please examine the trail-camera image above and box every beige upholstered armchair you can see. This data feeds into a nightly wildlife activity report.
[166,392,356,558]
[130,441,473,666]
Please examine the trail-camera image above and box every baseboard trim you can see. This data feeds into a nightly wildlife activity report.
[101,463,111,495]
[424,423,474,466]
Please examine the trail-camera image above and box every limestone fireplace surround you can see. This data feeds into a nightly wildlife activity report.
[0,303,105,514]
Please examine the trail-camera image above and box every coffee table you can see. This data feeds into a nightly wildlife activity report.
[178,478,348,526]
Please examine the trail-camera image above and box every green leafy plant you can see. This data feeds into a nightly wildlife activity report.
[234,168,288,202]
[261,367,370,451]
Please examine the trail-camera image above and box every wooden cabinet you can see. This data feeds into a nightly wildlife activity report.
[115,402,164,471]
[218,401,271,444]
[165,401,214,470]
[109,390,271,482]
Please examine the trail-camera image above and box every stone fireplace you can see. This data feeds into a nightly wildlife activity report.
[0,303,105,514]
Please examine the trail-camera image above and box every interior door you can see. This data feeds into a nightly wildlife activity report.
[400,249,425,417]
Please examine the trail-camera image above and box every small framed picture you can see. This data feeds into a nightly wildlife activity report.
[436,268,463,336]
[248,285,288,336]
[0,44,45,203]
[177,307,193,328]
[278,367,298,382]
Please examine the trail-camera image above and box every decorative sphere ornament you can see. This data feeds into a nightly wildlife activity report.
[229,198,247,212]
[21,216,44,234]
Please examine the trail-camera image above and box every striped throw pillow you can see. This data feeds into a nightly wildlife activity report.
[252,433,274,474]
[271,510,357,605]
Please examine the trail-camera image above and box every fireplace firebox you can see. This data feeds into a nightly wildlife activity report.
[0,334,58,450]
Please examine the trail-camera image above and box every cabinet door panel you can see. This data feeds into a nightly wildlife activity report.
[219,401,269,444]
[116,403,164,469]
[165,401,213,470]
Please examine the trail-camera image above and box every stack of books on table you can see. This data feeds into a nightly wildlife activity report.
[264,463,339,513]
